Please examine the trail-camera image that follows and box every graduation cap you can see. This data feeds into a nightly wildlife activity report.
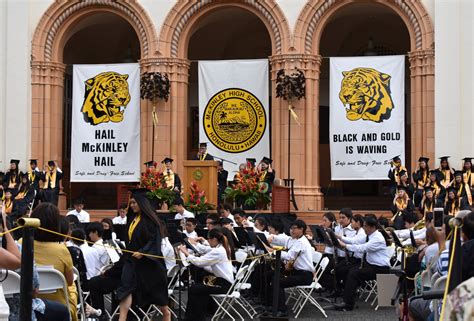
[10,159,20,165]
[19,172,28,179]
[161,157,173,164]
[29,159,38,165]
[418,157,429,163]
[447,186,456,194]
[392,155,401,162]
[47,160,55,167]
[261,157,273,165]
[129,187,150,199]
[399,169,408,177]
[246,158,257,167]
[199,142,208,148]
[144,160,156,168]
[439,156,450,162]
[424,186,434,193]
[462,157,473,163]
[397,185,407,192]
[454,170,463,177]
[429,169,440,176]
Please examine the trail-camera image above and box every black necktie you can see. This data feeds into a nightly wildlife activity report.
[360,234,370,268]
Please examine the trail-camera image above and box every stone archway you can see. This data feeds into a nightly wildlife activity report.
[31,0,158,208]
[292,0,434,209]
[156,0,292,185]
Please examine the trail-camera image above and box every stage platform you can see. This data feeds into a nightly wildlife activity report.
[61,209,393,225]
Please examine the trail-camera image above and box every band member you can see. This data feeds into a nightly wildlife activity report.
[335,216,391,311]
[420,187,443,217]
[266,219,315,317]
[41,161,63,206]
[195,142,214,161]
[217,161,228,205]
[334,208,356,261]
[427,169,446,203]
[388,155,406,197]
[180,228,234,321]
[3,159,20,189]
[452,170,472,206]
[462,157,474,190]
[258,157,276,193]
[162,157,181,193]
[438,156,455,188]
[390,185,415,230]
[444,187,469,215]
[412,157,430,207]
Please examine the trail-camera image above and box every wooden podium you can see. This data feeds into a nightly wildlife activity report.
[182,160,219,206]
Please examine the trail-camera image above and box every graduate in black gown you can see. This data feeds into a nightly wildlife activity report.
[116,188,170,321]
[3,159,20,189]
[194,142,214,161]
[258,157,276,193]
[217,161,228,205]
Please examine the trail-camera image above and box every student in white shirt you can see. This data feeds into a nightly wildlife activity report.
[161,235,176,271]
[173,197,195,220]
[66,198,90,223]
[232,208,254,228]
[70,228,101,280]
[184,217,198,238]
[266,220,315,317]
[218,203,235,225]
[254,217,270,236]
[336,216,391,311]
[87,222,110,272]
[267,219,291,247]
[180,228,234,321]
[112,204,127,225]
[334,208,357,260]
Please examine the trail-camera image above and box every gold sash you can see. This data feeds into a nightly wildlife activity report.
[424,200,433,213]
[8,174,17,189]
[164,170,175,189]
[128,214,141,241]
[416,170,429,189]
[199,152,208,161]
[463,170,473,187]
[395,197,408,211]
[28,170,36,183]
[440,168,452,187]
[42,169,57,189]
[259,171,267,182]
[16,191,26,200]
[5,199,12,215]
[394,165,407,184]
[458,183,473,205]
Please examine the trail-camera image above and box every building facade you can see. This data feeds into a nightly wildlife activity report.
[0,0,472,210]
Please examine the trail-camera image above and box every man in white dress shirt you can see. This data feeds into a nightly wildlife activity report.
[67,198,90,223]
[219,203,235,225]
[334,208,357,261]
[87,222,111,273]
[173,197,195,220]
[112,203,127,225]
[268,219,315,317]
[70,228,101,280]
[336,216,391,311]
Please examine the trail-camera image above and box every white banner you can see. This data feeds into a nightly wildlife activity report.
[330,55,405,180]
[71,63,140,182]
[198,60,270,176]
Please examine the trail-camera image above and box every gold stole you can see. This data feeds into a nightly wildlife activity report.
[396,197,407,211]
[417,170,428,189]
[28,170,36,182]
[431,182,441,198]
[199,152,208,161]
[463,170,473,187]
[260,171,267,182]
[164,170,175,188]
[128,214,141,241]
[5,199,12,214]
[424,199,434,213]
[440,169,452,187]
[457,183,473,206]
[448,201,457,215]
[8,173,17,188]
[42,169,57,189]
[16,191,26,200]
[394,165,407,184]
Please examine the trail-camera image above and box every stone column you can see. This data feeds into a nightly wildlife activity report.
[269,54,324,210]
[31,60,67,208]
[140,58,191,173]
[408,49,435,169]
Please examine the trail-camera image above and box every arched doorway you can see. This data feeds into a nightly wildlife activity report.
[318,3,411,209]
[62,12,141,209]
[186,7,272,158]
[31,0,157,210]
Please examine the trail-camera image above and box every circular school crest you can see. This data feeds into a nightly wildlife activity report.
[203,88,266,153]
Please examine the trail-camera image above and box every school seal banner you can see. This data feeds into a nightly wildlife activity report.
[199,60,269,176]
[71,63,140,182]
[330,56,405,180]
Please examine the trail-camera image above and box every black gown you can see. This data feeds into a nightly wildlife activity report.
[115,213,168,307]
[217,169,228,204]
[194,154,214,161]
[41,170,63,205]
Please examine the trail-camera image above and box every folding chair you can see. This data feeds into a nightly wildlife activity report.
[233,259,260,318]
[291,257,329,318]
[1,270,21,298]
[72,267,87,321]
[145,265,181,319]
[432,275,447,321]
[211,265,249,321]
[37,266,70,312]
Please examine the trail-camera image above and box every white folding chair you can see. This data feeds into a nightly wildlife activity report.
[291,257,329,318]
[432,275,447,321]
[145,265,181,319]
[233,259,260,318]
[1,270,21,298]
[211,265,249,321]
[37,266,70,312]
[72,267,87,321]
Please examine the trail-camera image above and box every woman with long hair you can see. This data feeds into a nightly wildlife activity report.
[116,188,170,321]
[180,228,234,321]
[391,185,415,230]
[413,157,430,207]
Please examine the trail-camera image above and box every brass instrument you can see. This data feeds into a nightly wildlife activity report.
[413,219,425,231]
[391,211,402,223]
[283,250,302,276]
[203,275,217,287]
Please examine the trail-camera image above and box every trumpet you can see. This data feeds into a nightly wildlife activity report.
[203,275,217,287]
[413,219,425,231]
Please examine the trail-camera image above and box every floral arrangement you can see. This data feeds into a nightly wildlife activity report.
[223,166,271,208]
[140,72,171,102]
[139,167,176,207]
[184,181,215,214]
[276,68,306,125]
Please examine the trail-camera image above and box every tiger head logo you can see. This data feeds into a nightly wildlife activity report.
[339,67,394,123]
[81,72,131,126]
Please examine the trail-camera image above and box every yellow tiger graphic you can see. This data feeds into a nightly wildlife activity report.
[81,72,130,125]
[339,67,394,123]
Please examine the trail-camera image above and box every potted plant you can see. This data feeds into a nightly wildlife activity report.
[184,181,215,216]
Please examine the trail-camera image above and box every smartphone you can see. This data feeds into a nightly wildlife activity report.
[433,208,444,231]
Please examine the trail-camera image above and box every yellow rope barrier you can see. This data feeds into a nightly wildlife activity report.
[0,225,24,236]
[36,226,279,263]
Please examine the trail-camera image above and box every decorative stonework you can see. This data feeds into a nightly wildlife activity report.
[304,0,336,54]
[166,0,286,57]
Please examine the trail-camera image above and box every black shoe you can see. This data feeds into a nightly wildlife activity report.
[315,287,327,294]
[334,302,354,311]
[327,290,342,298]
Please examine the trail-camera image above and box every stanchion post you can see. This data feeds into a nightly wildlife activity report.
[18,218,40,321]
[272,250,281,316]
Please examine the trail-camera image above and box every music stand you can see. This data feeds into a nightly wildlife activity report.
[195,228,208,239]
[234,227,252,247]
[113,224,127,242]
[311,225,330,244]
[183,238,200,256]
